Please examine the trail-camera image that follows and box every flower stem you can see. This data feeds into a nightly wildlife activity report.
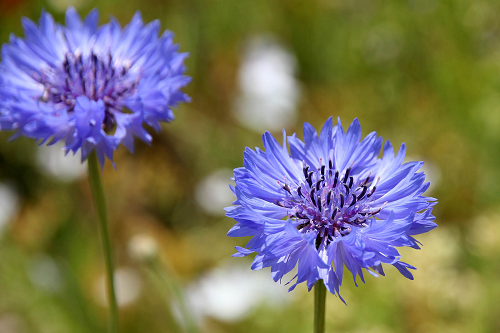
[314,282,326,333]
[87,153,119,333]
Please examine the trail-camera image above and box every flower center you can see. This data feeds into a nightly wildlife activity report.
[35,51,138,114]
[278,159,382,250]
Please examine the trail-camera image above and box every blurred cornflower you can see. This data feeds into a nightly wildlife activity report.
[226,117,437,301]
[0,7,190,166]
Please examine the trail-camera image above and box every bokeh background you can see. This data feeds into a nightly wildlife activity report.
[1,0,499,332]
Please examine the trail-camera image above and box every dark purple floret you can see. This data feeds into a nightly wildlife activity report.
[277,161,385,250]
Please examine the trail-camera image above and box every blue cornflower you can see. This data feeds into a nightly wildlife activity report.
[0,7,190,167]
[226,117,437,301]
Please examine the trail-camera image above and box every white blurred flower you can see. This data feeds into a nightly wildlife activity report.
[185,262,292,323]
[128,234,159,262]
[195,169,235,216]
[94,267,143,307]
[36,142,87,181]
[0,183,19,235]
[234,35,301,132]
[26,254,63,292]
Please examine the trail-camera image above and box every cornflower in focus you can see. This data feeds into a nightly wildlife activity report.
[226,117,437,301]
[0,7,190,167]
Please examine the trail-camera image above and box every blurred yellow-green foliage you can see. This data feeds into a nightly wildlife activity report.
[1,0,500,332]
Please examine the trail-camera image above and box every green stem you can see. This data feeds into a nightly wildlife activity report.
[314,282,326,333]
[87,153,119,333]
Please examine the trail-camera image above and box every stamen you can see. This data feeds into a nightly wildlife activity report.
[292,162,383,244]
[331,208,338,219]
[316,180,322,191]
[367,186,376,198]
[296,213,308,219]
[307,171,314,187]
[39,51,140,127]
[343,167,351,183]
[303,165,309,178]
[357,186,368,200]
[349,194,357,208]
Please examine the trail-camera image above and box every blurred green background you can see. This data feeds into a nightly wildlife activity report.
[1,0,500,332]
